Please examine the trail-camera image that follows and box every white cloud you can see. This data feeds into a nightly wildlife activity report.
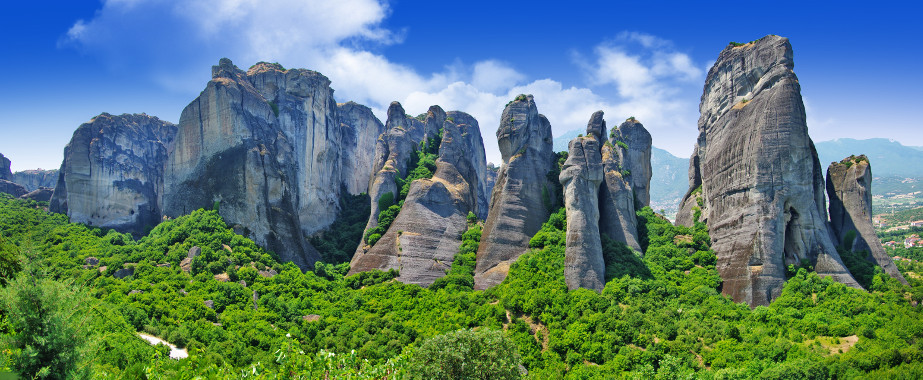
[63,2,703,163]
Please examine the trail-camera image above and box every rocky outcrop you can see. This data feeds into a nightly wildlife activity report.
[0,153,11,181]
[20,188,54,202]
[354,102,426,257]
[49,113,177,234]
[474,95,557,290]
[611,119,652,209]
[348,107,488,286]
[164,59,376,270]
[675,35,859,306]
[827,156,907,284]
[560,118,606,290]
[484,163,499,200]
[560,111,643,291]
[0,180,27,198]
[338,102,385,195]
[12,169,58,191]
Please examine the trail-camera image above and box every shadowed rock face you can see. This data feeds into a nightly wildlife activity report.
[348,108,488,286]
[20,188,54,202]
[600,142,642,253]
[49,113,177,235]
[675,35,859,306]
[0,153,11,181]
[164,59,350,269]
[338,101,385,195]
[12,169,58,192]
[0,180,27,198]
[827,156,907,284]
[611,119,652,209]
[474,95,557,290]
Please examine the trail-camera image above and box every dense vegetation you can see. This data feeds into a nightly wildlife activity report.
[309,190,370,264]
[3,191,923,378]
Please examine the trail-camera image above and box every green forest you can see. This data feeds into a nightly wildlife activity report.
[3,192,923,379]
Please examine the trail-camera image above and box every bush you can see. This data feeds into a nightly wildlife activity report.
[408,328,522,379]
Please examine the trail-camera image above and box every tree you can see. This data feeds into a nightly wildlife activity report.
[1,258,94,379]
[408,328,522,380]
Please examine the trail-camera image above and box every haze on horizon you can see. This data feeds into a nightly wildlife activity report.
[0,1,919,172]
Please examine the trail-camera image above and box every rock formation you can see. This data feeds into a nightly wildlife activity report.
[348,106,488,286]
[20,188,54,202]
[163,59,380,270]
[611,118,652,209]
[49,113,177,234]
[675,35,860,306]
[559,111,644,291]
[484,163,499,200]
[338,101,385,195]
[560,116,606,290]
[0,180,27,198]
[12,169,58,191]
[474,95,557,290]
[0,153,11,181]
[827,156,907,284]
[354,102,426,257]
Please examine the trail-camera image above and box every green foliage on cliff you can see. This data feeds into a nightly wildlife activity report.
[310,191,370,264]
[2,193,923,378]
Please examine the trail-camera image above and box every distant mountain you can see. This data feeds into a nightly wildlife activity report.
[815,138,923,178]
[553,130,688,217]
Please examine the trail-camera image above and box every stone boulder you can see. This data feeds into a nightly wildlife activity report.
[474,95,557,289]
[827,156,907,284]
[338,101,386,195]
[49,113,177,235]
[349,108,488,286]
[13,169,58,191]
[675,35,859,306]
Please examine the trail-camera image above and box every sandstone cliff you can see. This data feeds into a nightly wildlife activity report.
[348,107,488,286]
[13,169,59,191]
[474,95,557,290]
[827,156,907,284]
[49,113,177,235]
[164,59,363,269]
[611,118,652,209]
[0,153,11,181]
[338,101,385,195]
[0,180,26,198]
[675,36,860,306]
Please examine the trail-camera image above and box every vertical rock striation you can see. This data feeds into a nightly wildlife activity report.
[338,101,385,195]
[474,95,557,290]
[827,156,907,284]
[675,35,859,306]
[348,107,488,286]
[611,118,653,209]
[164,59,356,269]
[49,113,177,235]
[0,153,11,181]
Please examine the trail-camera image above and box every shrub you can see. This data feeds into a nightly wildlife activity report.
[408,328,522,379]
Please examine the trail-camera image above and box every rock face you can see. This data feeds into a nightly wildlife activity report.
[0,180,27,197]
[348,107,488,286]
[675,35,860,306]
[20,188,54,202]
[354,102,426,257]
[12,169,58,191]
[338,101,385,195]
[827,156,907,284]
[474,95,557,290]
[164,59,380,270]
[611,119,652,209]
[0,153,11,181]
[560,111,644,291]
[560,116,606,290]
[484,163,499,199]
[49,113,177,234]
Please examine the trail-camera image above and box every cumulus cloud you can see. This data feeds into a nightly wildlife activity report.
[63,1,704,163]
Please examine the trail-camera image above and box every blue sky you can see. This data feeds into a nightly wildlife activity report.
[0,0,920,171]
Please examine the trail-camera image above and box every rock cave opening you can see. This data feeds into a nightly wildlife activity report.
[783,205,805,266]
